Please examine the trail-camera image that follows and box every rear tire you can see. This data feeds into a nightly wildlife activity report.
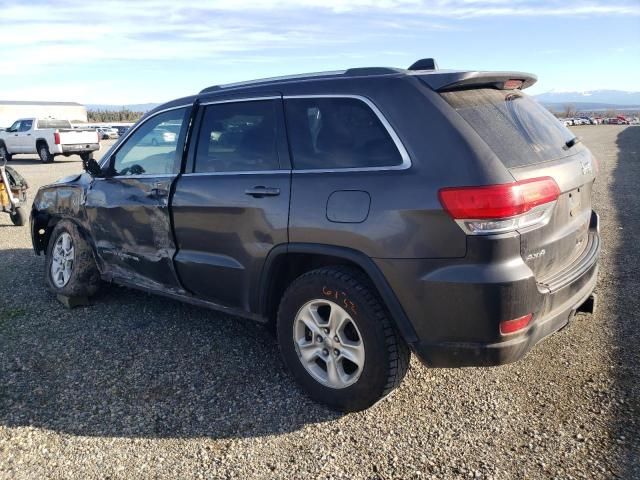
[45,220,100,297]
[38,144,54,164]
[10,206,27,226]
[277,266,410,412]
[0,144,11,162]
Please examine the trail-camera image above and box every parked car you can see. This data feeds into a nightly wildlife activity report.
[97,127,119,140]
[562,118,573,126]
[606,118,627,125]
[0,118,100,163]
[143,127,177,145]
[30,59,600,411]
[114,126,129,136]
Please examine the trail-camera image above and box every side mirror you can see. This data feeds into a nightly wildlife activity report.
[83,157,104,177]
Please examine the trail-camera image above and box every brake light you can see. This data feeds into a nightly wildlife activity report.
[504,79,523,90]
[439,177,560,235]
[97,132,101,143]
[500,314,533,335]
[54,132,61,145]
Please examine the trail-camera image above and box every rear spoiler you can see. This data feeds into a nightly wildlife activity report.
[417,71,537,92]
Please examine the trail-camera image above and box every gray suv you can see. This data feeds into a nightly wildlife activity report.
[31,59,600,411]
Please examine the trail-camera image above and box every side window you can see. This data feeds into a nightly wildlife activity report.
[18,120,33,132]
[194,100,280,173]
[8,121,21,132]
[111,107,189,176]
[284,97,403,170]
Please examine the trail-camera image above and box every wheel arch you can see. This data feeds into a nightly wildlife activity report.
[35,138,49,149]
[258,243,418,344]
[32,213,97,262]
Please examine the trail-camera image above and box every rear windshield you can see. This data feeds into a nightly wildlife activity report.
[38,119,71,129]
[441,89,576,168]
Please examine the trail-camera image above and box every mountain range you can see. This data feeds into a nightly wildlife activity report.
[533,90,640,109]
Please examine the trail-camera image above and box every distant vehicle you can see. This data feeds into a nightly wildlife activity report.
[561,118,573,126]
[97,127,119,140]
[114,126,129,136]
[0,118,99,163]
[143,127,177,145]
[606,118,627,125]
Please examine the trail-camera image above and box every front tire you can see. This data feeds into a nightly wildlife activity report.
[277,266,410,412]
[0,144,12,162]
[45,220,100,297]
[38,144,54,164]
[10,206,27,226]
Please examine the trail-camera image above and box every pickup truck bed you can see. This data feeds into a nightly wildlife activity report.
[0,118,100,163]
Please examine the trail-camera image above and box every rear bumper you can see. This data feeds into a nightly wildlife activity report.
[375,210,600,368]
[412,262,597,367]
[60,143,100,154]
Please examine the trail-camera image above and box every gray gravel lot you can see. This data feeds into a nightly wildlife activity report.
[1,127,638,479]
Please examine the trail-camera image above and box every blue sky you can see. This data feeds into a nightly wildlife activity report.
[1,0,638,104]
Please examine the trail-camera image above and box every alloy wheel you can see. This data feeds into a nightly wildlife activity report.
[293,299,365,389]
[51,232,75,287]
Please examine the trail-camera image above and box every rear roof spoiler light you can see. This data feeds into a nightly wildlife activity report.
[419,71,537,92]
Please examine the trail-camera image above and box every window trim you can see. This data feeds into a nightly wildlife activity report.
[283,94,412,173]
[190,96,285,175]
[98,103,193,173]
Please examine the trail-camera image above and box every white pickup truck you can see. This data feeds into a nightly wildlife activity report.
[0,118,100,163]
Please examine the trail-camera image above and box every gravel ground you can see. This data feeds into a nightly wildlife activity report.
[0,127,638,479]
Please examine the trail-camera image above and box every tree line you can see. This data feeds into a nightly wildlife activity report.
[87,109,144,122]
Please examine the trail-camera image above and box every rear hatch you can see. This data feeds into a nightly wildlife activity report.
[439,87,596,284]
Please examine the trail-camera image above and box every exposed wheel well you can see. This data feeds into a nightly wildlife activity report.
[32,213,60,254]
[36,139,49,151]
[263,252,374,326]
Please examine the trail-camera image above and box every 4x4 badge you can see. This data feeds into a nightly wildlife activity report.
[580,158,593,175]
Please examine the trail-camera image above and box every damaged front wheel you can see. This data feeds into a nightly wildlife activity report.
[45,220,101,298]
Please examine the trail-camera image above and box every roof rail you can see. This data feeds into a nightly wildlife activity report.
[199,70,347,94]
[199,67,403,94]
[344,67,402,76]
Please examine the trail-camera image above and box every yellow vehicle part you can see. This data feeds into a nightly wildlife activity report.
[0,182,9,207]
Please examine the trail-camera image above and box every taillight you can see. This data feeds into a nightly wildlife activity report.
[54,131,61,145]
[500,314,533,335]
[97,132,101,143]
[439,177,560,235]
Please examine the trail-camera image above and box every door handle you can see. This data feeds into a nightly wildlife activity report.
[244,186,280,198]
[147,182,169,198]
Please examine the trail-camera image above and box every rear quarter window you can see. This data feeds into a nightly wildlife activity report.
[441,89,577,168]
[284,97,403,170]
[38,119,72,129]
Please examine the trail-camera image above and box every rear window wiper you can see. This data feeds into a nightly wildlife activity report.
[563,136,581,150]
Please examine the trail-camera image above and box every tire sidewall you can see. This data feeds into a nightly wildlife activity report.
[10,206,27,226]
[45,220,99,297]
[277,271,393,411]
[0,144,10,161]
[39,145,51,163]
